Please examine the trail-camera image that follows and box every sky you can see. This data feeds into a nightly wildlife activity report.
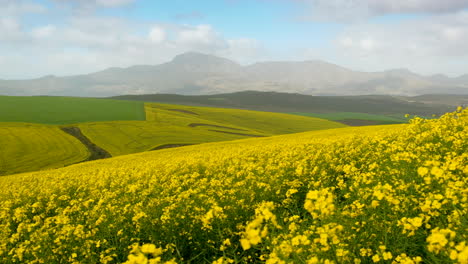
[1,0,468,79]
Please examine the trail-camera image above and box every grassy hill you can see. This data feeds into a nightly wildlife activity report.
[76,103,345,156]
[291,112,407,126]
[0,123,89,175]
[0,99,344,173]
[76,121,251,156]
[0,108,465,263]
[0,96,145,124]
[145,103,345,135]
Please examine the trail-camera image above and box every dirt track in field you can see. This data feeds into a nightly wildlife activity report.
[61,127,112,161]
[151,143,195,151]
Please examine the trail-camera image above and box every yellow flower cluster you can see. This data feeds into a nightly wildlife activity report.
[0,108,466,263]
[124,243,170,264]
[304,188,336,219]
[240,202,279,250]
[398,216,426,236]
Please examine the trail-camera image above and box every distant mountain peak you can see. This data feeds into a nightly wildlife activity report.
[386,68,414,74]
[304,59,335,65]
[36,75,57,80]
[173,51,210,59]
[1,52,467,97]
[172,52,237,64]
[169,51,241,73]
[430,73,449,78]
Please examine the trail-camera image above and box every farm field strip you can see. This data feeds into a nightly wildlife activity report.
[0,96,146,124]
[0,123,90,176]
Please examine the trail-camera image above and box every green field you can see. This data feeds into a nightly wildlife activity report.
[0,123,89,175]
[76,103,345,156]
[290,112,407,125]
[0,96,145,124]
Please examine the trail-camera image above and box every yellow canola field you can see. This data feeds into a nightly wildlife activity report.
[0,109,467,264]
[0,123,89,176]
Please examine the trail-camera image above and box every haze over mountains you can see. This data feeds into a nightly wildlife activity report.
[1,52,467,97]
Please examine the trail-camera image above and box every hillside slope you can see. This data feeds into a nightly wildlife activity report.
[0,100,344,173]
[0,108,465,263]
[76,121,254,157]
[145,103,345,135]
[0,123,89,175]
[76,103,345,156]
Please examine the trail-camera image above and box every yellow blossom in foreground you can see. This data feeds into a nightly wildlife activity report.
[304,188,335,218]
[427,228,456,253]
[0,108,466,263]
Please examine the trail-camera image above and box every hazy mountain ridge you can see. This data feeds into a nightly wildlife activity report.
[1,52,467,97]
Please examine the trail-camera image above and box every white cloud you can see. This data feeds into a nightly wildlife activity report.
[1,0,467,80]
[367,0,468,14]
[177,24,228,52]
[442,27,464,41]
[0,0,46,16]
[332,11,468,75]
[297,0,468,21]
[32,25,57,39]
[359,38,375,51]
[148,26,166,43]
[0,7,264,79]
[0,18,24,41]
[52,0,136,8]
[0,17,20,32]
[340,37,353,47]
[95,0,135,7]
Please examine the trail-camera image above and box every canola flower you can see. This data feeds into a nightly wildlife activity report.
[0,108,466,263]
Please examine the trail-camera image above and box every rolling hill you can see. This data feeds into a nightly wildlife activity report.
[145,103,345,135]
[75,103,345,156]
[0,98,344,174]
[0,123,89,176]
[1,52,467,97]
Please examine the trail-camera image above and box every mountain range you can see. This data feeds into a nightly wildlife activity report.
[1,52,467,97]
